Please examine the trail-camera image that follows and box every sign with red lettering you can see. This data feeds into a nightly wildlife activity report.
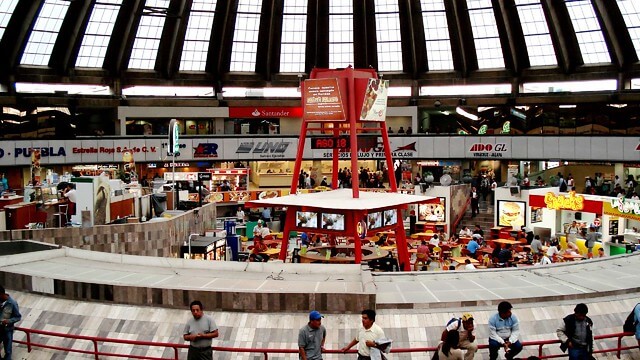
[229,107,303,118]
[303,78,346,121]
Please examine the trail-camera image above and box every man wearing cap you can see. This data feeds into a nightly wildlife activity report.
[488,301,522,360]
[299,311,326,360]
[441,313,478,360]
[557,303,593,360]
[341,309,385,359]
[253,220,270,239]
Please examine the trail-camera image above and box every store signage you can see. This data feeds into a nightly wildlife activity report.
[310,136,350,149]
[229,106,303,118]
[72,146,157,154]
[198,172,212,181]
[236,141,291,158]
[636,143,640,151]
[163,162,190,168]
[169,119,180,154]
[468,143,508,158]
[5,146,66,158]
[323,140,417,159]
[193,143,219,158]
[303,78,346,121]
[606,198,640,216]
[544,191,585,211]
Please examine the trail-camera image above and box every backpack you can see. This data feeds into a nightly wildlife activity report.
[623,304,638,333]
[559,179,568,192]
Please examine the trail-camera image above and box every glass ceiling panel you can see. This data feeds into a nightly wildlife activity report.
[76,0,123,68]
[180,0,218,71]
[128,0,170,70]
[514,0,557,67]
[616,0,640,59]
[230,0,262,72]
[466,0,504,69]
[0,0,19,42]
[20,0,72,66]
[420,0,453,71]
[375,0,402,72]
[329,0,354,69]
[565,0,611,64]
[279,0,308,73]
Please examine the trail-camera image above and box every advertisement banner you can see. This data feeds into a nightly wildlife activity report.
[303,78,346,121]
[359,79,389,121]
[603,198,640,221]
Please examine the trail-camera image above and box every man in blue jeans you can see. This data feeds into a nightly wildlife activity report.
[557,303,593,360]
[488,301,522,360]
[0,285,22,360]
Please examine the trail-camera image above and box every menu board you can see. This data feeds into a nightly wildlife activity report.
[303,78,346,121]
[531,207,543,223]
[609,218,619,235]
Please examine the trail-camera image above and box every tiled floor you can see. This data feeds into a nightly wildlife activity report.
[6,291,640,360]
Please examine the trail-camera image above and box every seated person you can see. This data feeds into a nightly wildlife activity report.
[597,247,606,258]
[414,240,431,271]
[497,244,513,265]
[249,238,268,262]
[300,232,309,247]
[459,226,473,238]
[429,234,440,247]
[252,220,270,240]
[530,235,543,254]
[546,239,560,259]
[492,244,503,263]
[312,234,322,247]
[466,237,480,256]
[539,254,552,265]
[471,233,484,246]
[448,234,459,244]
[519,247,534,265]
[375,234,387,246]
[563,240,579,255]
[473,225,484,237]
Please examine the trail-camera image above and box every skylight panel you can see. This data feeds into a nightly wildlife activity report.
[0,0,19,42]
[466,0,505,69]
[616,0,640,59]
[375,0,402,72]
[76,0,123,68]
[565,0,611,64]
[180,0,218,71]
[20,0,72,66]
[329,0,354,69]
[420,0,454,71]
[230,0,262,72]
[279,0,308,73]
[128,0,170,70]
[514,0,557,66]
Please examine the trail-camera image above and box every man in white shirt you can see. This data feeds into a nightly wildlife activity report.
[236,207,245,221]
[63,183,77,217]
[253,220,270,239]
[459,226,473,238]
[429,234,440,247]
[341,309,385,358]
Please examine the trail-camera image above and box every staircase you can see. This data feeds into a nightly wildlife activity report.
[455,199,495,235]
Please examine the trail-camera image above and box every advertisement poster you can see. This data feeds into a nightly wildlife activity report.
[418,198,446,222]
[498,201,526,228]
[360,79,389,121]
[303,78,346,121]
[94,176,111,225]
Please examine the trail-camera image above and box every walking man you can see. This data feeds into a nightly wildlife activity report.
[183,300,218,360]
[341,309,385,359]
[488,301,522,360]
[0,285,21,360]
[298,310,326,360]
[557,303,593,360]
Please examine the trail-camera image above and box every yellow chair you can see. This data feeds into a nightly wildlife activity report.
[410,234,419,240]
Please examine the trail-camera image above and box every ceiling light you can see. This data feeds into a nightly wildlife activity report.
[456,107,479,121]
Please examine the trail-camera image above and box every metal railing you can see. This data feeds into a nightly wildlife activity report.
[13,326,638,359]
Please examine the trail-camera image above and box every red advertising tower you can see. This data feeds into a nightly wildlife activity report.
[247,67,436,271]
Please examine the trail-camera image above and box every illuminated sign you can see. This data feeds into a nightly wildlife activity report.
[544,191,585,211]
[606,198,640,216]
[193,143,219,158]
[468,143,508,158]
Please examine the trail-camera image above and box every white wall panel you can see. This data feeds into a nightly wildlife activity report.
[623,137,640,161]
[527,137,543,159]
[558,136,575,159]
[590,137,607,160]
[511,137,527,159]
[574,138,591,160]
[542,137,559,159]
[433,137,450,158]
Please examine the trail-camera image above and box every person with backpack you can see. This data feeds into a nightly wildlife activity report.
[623,303,640,347]
[557,303,593,360]
[440,313,477,360]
